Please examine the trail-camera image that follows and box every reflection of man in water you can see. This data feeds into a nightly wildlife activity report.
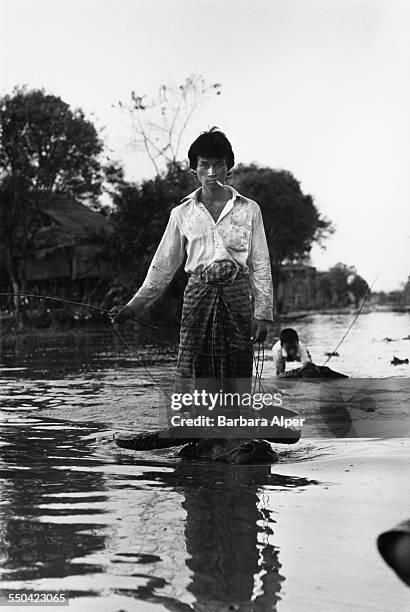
[181,465,285,608]
[172,465,317,609]
[117,463,287,609]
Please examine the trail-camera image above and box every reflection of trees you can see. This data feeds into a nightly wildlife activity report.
[0,419,108,582]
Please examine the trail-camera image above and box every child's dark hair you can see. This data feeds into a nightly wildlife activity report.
[280,328,299,344]
[188,127,235,170]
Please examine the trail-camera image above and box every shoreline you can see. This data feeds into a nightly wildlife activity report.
[280,304,410,319]
[0,306,407,339]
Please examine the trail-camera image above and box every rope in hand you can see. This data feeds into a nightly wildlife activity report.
[252,340,265,394]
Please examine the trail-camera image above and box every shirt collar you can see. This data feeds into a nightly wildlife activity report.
[180,185,242,205]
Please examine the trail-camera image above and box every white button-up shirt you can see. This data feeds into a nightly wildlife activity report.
[127,186,274,320]
[271,341,311,370]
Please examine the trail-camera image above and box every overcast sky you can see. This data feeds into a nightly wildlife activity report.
[1,0,409,290]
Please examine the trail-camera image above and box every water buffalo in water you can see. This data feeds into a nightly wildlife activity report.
[280,362,348,379]
[114,406,301,464]
[177,438,279,464]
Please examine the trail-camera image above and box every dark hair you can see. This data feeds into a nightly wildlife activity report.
[188,127,235,170]
[280,328,299,344]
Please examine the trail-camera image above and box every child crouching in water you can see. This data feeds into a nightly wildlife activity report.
[272,328,311,375]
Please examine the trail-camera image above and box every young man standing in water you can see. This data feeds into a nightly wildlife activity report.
[110,128,273,403]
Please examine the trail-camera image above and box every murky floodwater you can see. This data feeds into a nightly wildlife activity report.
[0,312,409,610]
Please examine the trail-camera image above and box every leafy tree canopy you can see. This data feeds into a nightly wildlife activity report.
[349,272,370,307]
[319,263,369,308]
[0,86,106,328]
[232,164,334,268]
[0,86,104,202]
[232,164,334,312]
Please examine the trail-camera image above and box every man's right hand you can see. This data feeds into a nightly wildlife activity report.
[108,304,139,325]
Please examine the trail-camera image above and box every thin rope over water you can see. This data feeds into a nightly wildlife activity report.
[111,324,174,402]
[0,290,267,401]
[322,274,378,366]
[0,291,172,398]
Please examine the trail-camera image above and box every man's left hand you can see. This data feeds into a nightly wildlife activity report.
[251,318,271,343]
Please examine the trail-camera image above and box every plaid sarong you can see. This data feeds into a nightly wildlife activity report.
[175,261,253,395]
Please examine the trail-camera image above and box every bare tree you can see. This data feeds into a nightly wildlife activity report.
[117,74,221,174]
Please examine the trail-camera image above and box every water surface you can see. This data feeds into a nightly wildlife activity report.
[0,312,409,610]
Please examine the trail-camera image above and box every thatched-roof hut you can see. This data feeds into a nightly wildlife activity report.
[0,196,114,303]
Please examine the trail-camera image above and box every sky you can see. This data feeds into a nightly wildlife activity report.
[1,0,409,291]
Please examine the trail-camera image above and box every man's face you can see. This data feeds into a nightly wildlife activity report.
[196,156,228,188]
